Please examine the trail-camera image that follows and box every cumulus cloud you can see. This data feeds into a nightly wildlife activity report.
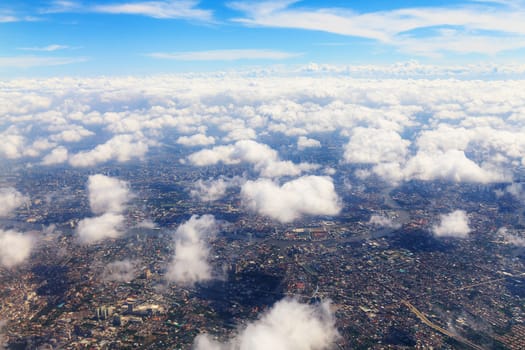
[0,229,34,267]
[49,125,94,143]
[344,127,409,164]
[191,176,244,202]
[1,73,524,189]
[103,259,138,282]
[87,174,131,214]
[297,136,321,150]
[403,150,509,183]
[76,213,125,244]
[41,146,69,165]
[0,128,25,159]
[193,298,339,350]
[76,175,131,244]
[0,187,28,217]
[369,214,401,229]
[241,176,342,223]
[166,215,218,285]
[432,210,471,238]
[23,138,57,158]
[69,134,149,167]
[188,140,318,178]
[176,133,215,147]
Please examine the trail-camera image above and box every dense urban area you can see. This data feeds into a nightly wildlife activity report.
[1,136,524,350]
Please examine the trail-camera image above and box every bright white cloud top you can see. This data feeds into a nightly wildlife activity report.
[0,229,34,267]
[166,214,218,286]
[241,176,342,223]
[432,210,471,238]
[76,212,125,244]
[0,74,524,191]
[193,298,339,350]
[76,174,131,244]
[87,174,131,215]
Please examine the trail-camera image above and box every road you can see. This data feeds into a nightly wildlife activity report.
[402,300,485,350]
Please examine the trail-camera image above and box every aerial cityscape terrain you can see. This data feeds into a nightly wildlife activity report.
[2,1,525,349]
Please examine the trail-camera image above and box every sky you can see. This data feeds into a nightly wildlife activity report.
[2,0,525,77]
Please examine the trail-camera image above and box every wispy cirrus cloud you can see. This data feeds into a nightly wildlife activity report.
[0,8,41,23]
[229,0,525,55]
[18,44,76,52]
[43,0,212,21]
[93,0,212,20]
[0,56,88,68]
[148,49,301,61]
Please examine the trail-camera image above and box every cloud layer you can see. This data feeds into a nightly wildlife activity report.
[0,74,524,191]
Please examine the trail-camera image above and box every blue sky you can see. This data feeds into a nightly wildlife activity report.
[1,0,525,76]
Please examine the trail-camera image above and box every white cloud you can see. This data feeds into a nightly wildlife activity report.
[194,298,339,350]
[0,229,34,267]
[76,212,125,244]
[344,127,409,164]
[297,136,321,150]
[23,138,57,158]
[166,215,218,285]
[223,127,257,142]
[49,126,94,143]
[18,44,72,52]
[69,134,149,167]
[176,133,215,146]
[149,49,301,61]
[432,210,471,238]
[0,187,29,218]
[191,176,244,202]
[0,56,88,68]
[103,259,138,282]
[404,150,508,183]
[87,174,131,214]
[92,0,212,21]
[0,128,25,159]
[188,140,318,178]
[241,176,342,223]
[369,214,401,229]
[1,73,524,190]
[41,146,69,165]
[230,1,525,55]
[75,175,131,244]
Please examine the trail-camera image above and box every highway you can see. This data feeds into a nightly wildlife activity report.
[401,300,485,350]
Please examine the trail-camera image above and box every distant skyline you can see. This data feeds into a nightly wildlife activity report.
[2,0,525,76]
